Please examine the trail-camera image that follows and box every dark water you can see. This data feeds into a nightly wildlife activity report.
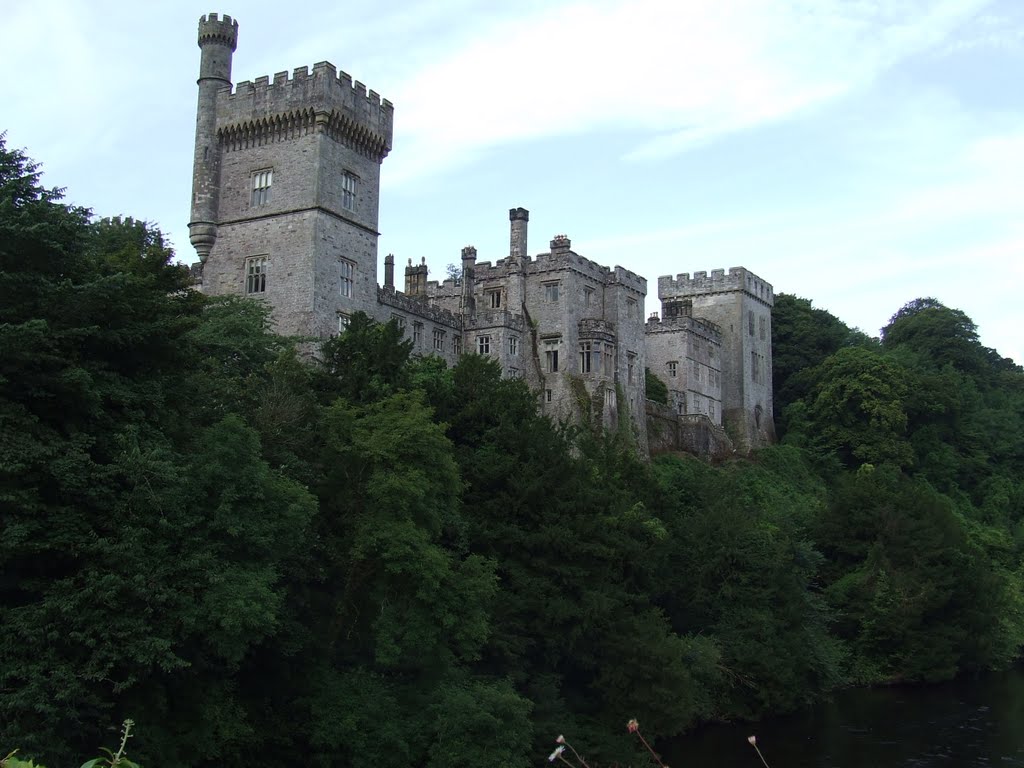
[663,668,1024,767]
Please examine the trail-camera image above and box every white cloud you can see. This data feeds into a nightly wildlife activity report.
[384,0,993,183]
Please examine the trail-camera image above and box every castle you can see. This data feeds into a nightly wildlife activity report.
[187,13,775,454]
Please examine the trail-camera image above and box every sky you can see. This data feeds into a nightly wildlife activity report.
[3,0,1022,363]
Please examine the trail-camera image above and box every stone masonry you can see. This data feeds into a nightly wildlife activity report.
[187,13,774,454]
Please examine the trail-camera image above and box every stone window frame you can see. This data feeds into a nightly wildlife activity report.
[626,351,637,384]
[337,313,351,333]
[508,336,519,356]
[453,335,462,355]
[477,335,491,355]
[579,340,602,375]
[250,168,273,207]
[245,255,268,295]
[668,361,677,378]
[432,328,445,351]
[390,313,406,335]
[339,258,355,297]
[486,288,502,309]
[543,281,560,303]
[544,338,560,373]
[626,297,638,319]
[603,343,615,376]
[413,321,423,345]
[545,389,553,403]
[583,286,595,307]
[341,172,358,211]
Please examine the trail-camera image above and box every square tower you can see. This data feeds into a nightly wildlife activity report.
[657,268,775,451]
[189,15,393,337]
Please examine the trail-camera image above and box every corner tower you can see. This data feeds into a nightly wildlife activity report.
[189,13,394,337]
[189,13,237,263]
[657,268,775,452]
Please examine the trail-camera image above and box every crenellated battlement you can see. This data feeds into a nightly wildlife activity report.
[658,267,773,305]
[612,265,647,295]
[646,313,722,341]
[378,288,463,328]
[219,60,393,160]
[198,13,238,49]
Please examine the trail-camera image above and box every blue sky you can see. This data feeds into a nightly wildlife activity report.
[4,0,1022,363]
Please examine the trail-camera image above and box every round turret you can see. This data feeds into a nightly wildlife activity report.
[198,12,238,52]
[190,13,238,264]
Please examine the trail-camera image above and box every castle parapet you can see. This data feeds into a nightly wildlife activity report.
[658,266,773,305]
[378,288,463,328]
[198,13,238,49]
[645,313,722,341]
[222,61,393,161]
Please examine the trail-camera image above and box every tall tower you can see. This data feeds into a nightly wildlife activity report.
[188,14,394,338]
[189,13,237,264]
[657,268,775,451]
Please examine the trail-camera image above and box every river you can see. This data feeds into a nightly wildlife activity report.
[663,668,1024,767]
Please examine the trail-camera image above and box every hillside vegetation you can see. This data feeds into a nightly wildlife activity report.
[3,137,1023,767]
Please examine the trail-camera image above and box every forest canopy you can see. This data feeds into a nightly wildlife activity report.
[2,137,1023,767]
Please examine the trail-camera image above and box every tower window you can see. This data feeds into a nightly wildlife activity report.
[433,329,445,351]
[544,339,560,372]
[627,298,638,318]
[584,287,594,307]
[543,282,560,302]
[245,256,267,294]
[748,310,755,336]
[668,361,677,378]
[579,341,592,373]
[340,259,354,297]
[342,172,357,211]
[477,335,491,354]
[627,352,637,384]
[486,289,502,309]
[251,169,272,206]
[509,336,519,356]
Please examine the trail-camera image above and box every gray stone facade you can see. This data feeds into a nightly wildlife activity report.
[655,269,776,451]
[187,13,774,455]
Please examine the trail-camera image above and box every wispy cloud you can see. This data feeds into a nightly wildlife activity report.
[385,0,993,183]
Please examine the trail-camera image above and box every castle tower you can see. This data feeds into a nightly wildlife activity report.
[189,13,394,337]
[657,268,775,452]
[189,13,237,264]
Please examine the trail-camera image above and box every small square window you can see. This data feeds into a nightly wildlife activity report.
[544,282,560,302]
[340,259,354,297]
[245,256,267,294]
[251,169,272,206]
[342,173,357,211]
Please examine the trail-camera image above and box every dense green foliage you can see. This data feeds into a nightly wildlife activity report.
[3,138,1024,766]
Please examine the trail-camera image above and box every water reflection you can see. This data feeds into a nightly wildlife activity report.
[663,668,1024,767]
